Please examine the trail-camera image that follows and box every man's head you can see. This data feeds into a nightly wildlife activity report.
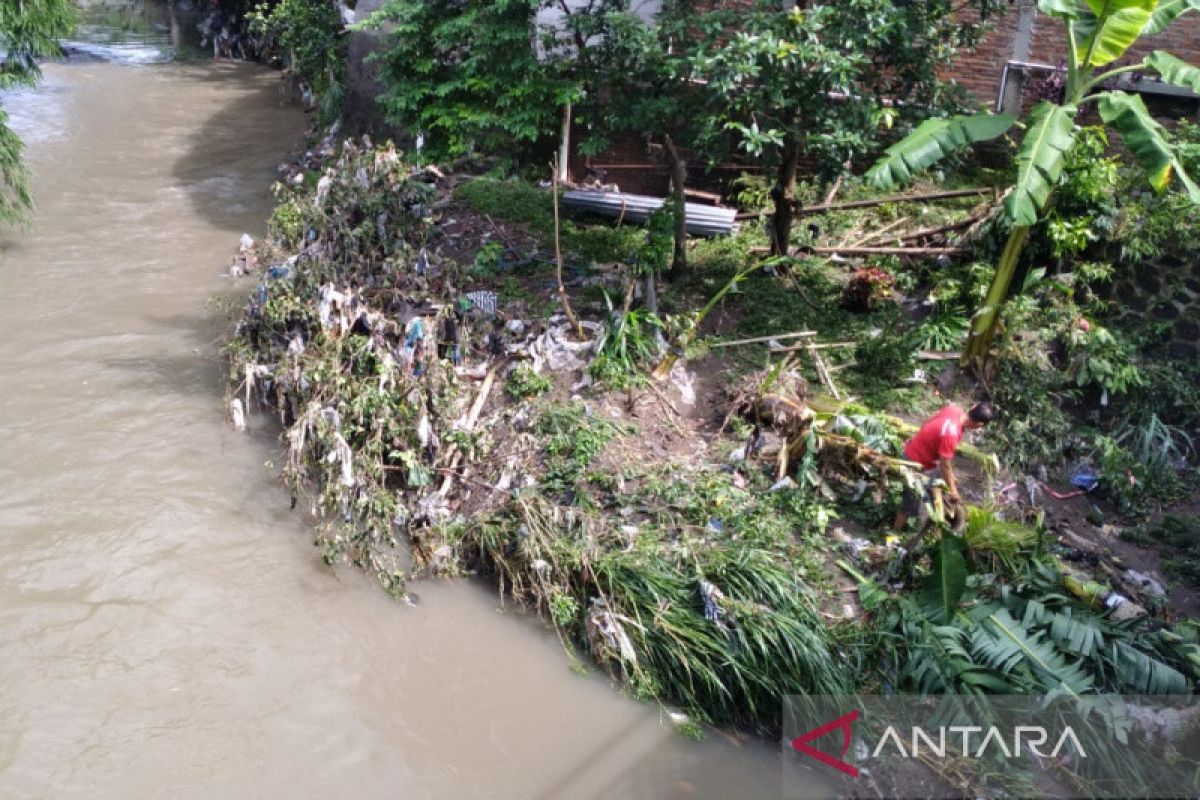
[965,402,995,430]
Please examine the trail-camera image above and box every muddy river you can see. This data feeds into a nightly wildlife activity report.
[0,5,792,798]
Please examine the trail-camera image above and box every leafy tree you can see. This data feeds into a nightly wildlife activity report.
[583,2,704,278]
[248,0,347,123]
[363,0,573,163]
[0,0,75,225]
[868,0,1200,364]
[690,0,997,255]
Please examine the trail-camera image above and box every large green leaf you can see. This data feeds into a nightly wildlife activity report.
[973,608,1095,695]
[1004,101,1078,225]
[1098,90,1200,200]
[864,114,1014,190]
[1145,0,1200,34]
[1038,0,1083,16]
[1075,0,1156,67]
[1145,50,1200,92]
[918,534,967,625]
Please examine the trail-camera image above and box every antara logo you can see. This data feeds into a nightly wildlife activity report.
[790,710,860,778]
[791,710,1088,778]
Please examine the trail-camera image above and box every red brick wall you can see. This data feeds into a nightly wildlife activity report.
[951,3,1200,111]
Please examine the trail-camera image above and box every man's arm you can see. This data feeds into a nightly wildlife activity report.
[938,457,959,501]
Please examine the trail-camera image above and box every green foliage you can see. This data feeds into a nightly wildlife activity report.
[249,0,346,123]
[866,114,1014,189]
[913,309,971,352]
[1007,102,1079,225]
[850,525,1197,705]
[471,241,504,278]
[918,534,968,624]
[588,295,663,390]
[536,403,624,497]
[1067,321,1145,396]
[1114,411,1195,474]
[1099,91,1200,200]
[363,0,569,162]
[0,0,74,225]
[869,3,1200,359]
[453,179,642,264]
[505,364,551,400]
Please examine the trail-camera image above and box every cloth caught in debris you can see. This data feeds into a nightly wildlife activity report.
[464,290,497,316]
[524,323,597,373]
[588,598,638,664]
[700,580,728,627]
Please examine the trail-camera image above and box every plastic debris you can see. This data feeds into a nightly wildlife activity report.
[700,580,728,627]
[465,290,498,316]
[669,361,697,406]
[1070,466,1100,492]
[1125,569,1167,598]
[587,597,638,665]
[229,398,246,432]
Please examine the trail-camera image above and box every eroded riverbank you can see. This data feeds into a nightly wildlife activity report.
[0,44,786,800]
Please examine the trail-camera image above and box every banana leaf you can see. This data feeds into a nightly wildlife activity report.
[864,114,1013,190]
[1004,101,1078,225]
[1145,50,1200,92]
[1145,0,1200,35]
[1098,90,1200,200]
[918,534,967,625]
[1074,0,1156,67]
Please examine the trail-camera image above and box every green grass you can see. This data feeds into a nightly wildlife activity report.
[454,178,644,263]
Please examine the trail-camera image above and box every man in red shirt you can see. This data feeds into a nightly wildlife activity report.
[893,402,995,530]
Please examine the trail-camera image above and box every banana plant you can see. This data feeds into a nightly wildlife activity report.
[865,0,1200,365]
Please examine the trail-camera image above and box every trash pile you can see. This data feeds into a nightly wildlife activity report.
[230,136,525,594]
[226,136,856,732]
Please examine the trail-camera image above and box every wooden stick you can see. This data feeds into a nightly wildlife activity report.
[850,216,909,248]
[895,218,975,243]
[551,157,585,340]
[822,174,845,206]
[806,245,967,256]
[807,340,841,400]
[436,365,498,498]
[770,341,856,353]
[708,330,817,348]
[795,187,992,214]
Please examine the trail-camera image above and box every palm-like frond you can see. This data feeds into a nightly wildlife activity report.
[865,114,1013,190]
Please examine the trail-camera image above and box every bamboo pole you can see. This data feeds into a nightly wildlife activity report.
[436,365,498,498]
[708,330,817,348]
[795,187,992,213]
[551,157,585,340]
[806,245,967,256]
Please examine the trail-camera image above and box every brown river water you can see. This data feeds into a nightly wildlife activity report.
[0,10,801,800]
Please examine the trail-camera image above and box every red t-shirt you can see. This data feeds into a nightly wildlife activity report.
[903,405,967,471]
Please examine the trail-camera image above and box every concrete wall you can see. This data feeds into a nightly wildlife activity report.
[342,0,402,137]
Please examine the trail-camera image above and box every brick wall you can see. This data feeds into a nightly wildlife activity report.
[952,1,1200,112]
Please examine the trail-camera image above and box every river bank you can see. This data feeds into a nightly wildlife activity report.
[226,127,1200,794]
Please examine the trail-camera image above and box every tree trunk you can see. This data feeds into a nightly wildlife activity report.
[962,224,1031,365]
[663,134,688,280]
[770,134,802,257]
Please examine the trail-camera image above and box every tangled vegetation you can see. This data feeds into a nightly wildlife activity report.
[228,135,1200,771]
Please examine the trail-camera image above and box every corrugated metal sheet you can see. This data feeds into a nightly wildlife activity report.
[561,190,736,237]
